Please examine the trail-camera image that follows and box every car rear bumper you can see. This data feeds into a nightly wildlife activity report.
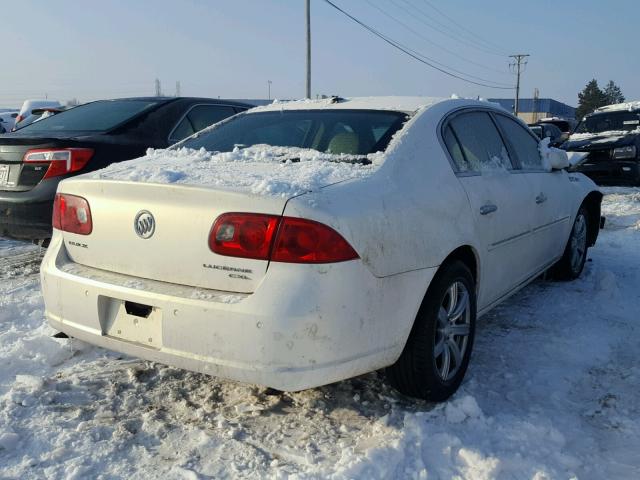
[41,233,434,391]
[0,178,59,240]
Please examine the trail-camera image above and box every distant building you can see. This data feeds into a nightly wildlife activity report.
[488,98,576,123]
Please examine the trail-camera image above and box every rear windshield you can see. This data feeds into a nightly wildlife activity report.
[575,111,640,134]
[181,109,408,155]
[17,100,160,133]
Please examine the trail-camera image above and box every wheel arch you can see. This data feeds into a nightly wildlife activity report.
[440,245,480,287]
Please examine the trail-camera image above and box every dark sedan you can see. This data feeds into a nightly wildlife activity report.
[0,97,251,241]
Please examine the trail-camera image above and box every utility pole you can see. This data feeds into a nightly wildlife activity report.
[267,80,272,100]
[155,78,162,97]
[305,0,311,99]
[175,81,181,97]
[509,54,529,116]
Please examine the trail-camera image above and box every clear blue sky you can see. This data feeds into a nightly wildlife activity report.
[1,0,638,108]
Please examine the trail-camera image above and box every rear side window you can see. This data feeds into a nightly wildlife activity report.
[442,126,470,172]
[495,115,543,170]
[447,111,512,172]
[170,105,237,142]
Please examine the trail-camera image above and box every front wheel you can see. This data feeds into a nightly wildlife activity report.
[386,261,476,402]
[552,207,589,281]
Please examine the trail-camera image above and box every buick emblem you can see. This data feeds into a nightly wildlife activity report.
[134,210,155,239]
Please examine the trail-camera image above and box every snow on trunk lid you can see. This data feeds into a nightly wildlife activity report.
[90,145,382,198]
[57,179,288,294]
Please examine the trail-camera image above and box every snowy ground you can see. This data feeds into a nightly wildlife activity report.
[1,188,639,479]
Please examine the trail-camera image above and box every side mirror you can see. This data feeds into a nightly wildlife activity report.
[539,138,570,171]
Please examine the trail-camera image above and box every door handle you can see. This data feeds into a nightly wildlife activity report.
[535,193,547,204]
[480,204,498,215]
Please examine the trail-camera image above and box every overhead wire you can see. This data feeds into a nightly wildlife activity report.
[323,0,514,90]
[393,0,509,57]
[419,0,510,56]
[364,0,512,79]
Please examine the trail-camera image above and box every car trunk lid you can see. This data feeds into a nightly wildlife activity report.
[57,179,289,293]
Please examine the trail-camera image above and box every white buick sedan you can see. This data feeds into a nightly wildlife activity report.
[40,97,602,401]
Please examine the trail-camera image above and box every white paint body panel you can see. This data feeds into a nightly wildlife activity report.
[41,97,601,390]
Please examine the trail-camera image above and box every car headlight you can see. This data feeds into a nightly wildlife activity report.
[612,145,637,159]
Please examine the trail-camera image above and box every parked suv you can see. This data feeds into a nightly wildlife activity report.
[0,97,251,241]
[562,102,640,185]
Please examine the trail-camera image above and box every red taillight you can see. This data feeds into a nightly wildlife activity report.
[209,213,280,260]
[209,213,359,264]
[24,148,94,179]
[52,193,93,235]
[271,217,359,263]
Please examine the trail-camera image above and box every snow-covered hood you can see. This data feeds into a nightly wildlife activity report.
[563,130,639,152]
[90,145,383,198]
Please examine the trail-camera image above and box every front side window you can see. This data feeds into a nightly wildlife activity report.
[181,110,408,156]
[447,111,512,172]
[495,115,543,170]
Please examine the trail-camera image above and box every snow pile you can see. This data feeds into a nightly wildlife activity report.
[569,128,640,142]
[1,188,640,478]
[91,145,382,198]
[595,100,640,112]
[538,137,569,170]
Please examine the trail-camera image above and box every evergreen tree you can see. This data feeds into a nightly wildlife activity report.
[603,80,625,105]
[576,79,608,119]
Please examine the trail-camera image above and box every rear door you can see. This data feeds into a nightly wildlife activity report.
[443,110,535,308]
[494,114,572,272]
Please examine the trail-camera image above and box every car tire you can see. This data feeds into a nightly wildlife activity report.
[386,260,476,402]
[552,206,589,281]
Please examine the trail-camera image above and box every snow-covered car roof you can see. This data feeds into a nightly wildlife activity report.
[595,101,640,113]
[251,96,447,114]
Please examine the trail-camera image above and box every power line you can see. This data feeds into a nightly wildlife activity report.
[364,0,512,80]
[418,0,510,56]
[323,0,514,90]
[391,0,508,58]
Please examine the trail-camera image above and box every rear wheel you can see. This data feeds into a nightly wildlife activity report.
[386,261,476,402]
[552,207,589,281]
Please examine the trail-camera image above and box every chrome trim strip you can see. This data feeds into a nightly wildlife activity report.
[532,215,571,233]
[488,229,531,250]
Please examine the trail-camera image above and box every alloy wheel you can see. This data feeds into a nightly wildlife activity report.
[434,281,471,382]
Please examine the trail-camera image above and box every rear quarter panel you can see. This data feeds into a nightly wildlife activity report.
[284,101,480,279]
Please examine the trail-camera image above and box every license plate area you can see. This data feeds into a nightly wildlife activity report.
[97,296,162,348]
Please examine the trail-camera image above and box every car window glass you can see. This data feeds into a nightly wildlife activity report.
[170,117,195,142]
[187,105,237,132]
[443,125,470,172]
[449,112,512,172]
[495,115,543,170]
[16,100,159,132]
